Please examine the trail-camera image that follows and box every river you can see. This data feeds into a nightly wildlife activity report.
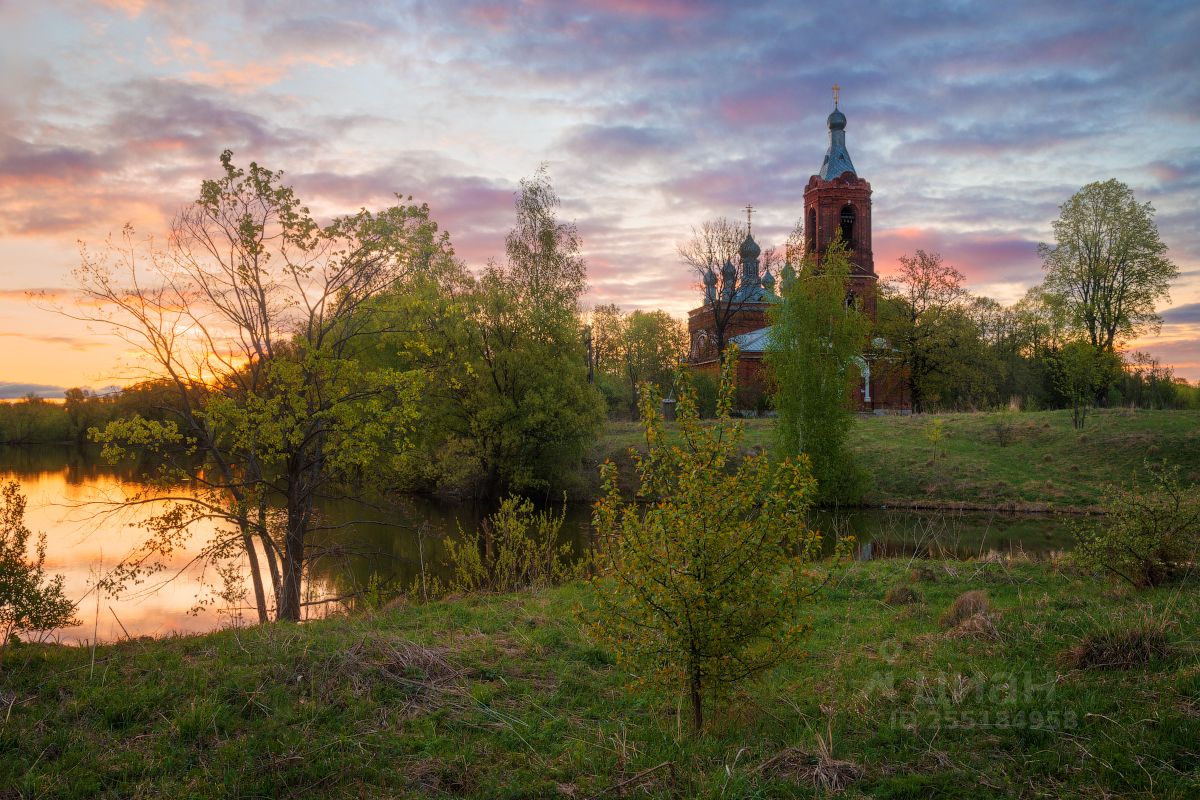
[1,445,1076,643]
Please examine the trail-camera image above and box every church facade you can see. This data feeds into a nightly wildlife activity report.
[686,96,910,413]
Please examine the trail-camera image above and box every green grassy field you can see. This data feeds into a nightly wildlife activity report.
[594,409,1200,511]
[3,559,1197,798]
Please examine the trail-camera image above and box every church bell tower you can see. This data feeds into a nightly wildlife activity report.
[802,86,877,318]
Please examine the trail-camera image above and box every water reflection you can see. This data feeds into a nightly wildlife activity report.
[1,446,1073,643]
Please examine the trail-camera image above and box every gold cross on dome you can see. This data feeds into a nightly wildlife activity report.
[744,203,755,232]
[832,83,841,106]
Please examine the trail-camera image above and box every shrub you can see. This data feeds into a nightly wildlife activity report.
[1,481,79,645]
[581,351,847,731]
[1072,462,1200,588]
[443,495,578,593]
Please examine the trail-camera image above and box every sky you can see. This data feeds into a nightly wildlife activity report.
[1,0,1198,397]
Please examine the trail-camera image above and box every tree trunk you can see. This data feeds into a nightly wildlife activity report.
[689,663,703,732]
[240,527,269,624]
[277,494,306,622]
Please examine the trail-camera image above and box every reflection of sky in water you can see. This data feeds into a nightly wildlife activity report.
[3,446,1075,643]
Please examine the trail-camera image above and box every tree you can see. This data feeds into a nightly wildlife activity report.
[72,151,433,622]
[1,481,78,645]
[583,351,838,731]
[1039,179,1178,351]
[620,309,687,416]
[375,167,603,497]
[876,249,968,413]
[1050,340,1119,429]
[768,241,870,503]
[678,217,748,358]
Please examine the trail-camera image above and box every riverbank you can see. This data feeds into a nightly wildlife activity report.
[2,558,1196,798]
[592,408,1200,511]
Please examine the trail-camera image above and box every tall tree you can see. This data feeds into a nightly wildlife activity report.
[1039,179,1178,351]
[72,151,433,622]
[678,217,746,358]
[376,167,603,497]
[768,241,870,503]
[876,249,968,413]
[621,309,687,415]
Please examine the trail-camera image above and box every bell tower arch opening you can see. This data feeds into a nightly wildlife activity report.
[839,204,855,250]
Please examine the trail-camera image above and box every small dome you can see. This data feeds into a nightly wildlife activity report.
[827,107,847,131]
[762,270,775,290]
[739,233,761,261]
[704,267,717,286]
[721,258,736,277]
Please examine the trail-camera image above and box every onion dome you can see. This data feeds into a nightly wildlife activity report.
[761,269,775,292]
[818,102,857,180]
[721,258,736,279]
[739,233,761,262]
[827,107,847,130]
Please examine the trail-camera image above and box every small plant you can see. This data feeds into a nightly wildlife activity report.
[925,417,945,458]
[581,351,848,731]
[1072,462,1200,588]
[1058,617,1171,670]
[444,494,577,593]
[0,481,79,647]
[991,410,1018,447]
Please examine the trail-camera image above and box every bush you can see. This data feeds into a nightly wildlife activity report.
[1072,462,1200,588]
[1,481,79,644]
[581,353,847,731]
[443,494,578,594]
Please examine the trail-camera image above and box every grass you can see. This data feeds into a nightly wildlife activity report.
[593,408,1200,511]
[2,559,1198,798]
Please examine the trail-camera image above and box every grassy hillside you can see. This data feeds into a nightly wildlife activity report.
[2,560,1197,798]
[594,409,1200,510]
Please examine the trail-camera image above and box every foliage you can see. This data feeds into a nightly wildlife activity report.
[1072,462,1200,588]
[583,350,840,731]
[443,495,578,594]
[1039,179,1178,351]
[73,150,431,622]
[768,240,870,504]
[0,481,77,644]
[589,305,688,418]
[876,249,968,413]
[372,167,603,498]
[1049,341,1120,429]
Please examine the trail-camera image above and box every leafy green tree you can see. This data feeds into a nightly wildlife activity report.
[876,250,968,413]
[73,151,432,622]
[1039,179,1178,351]
[768,241,870,503]
[583,351,837,731]
[1,481,78,645]
[375,167,603,497]
[1049,340,1119,429]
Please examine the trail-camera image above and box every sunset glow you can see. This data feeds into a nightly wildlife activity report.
[1,1,1198,394]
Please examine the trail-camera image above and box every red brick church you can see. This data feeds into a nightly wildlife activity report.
[686,92,910,413]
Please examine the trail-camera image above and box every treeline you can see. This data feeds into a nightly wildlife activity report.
[0,383,178,444]
[875,267,1199,413]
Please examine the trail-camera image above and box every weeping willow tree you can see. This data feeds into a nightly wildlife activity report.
[767,239,871,504]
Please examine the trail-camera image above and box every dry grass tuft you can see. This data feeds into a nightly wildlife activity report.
[946,611,1001,640]
[939,590,990,629]
[756,747,864,793]
[883,585,921,606]
[310,636,465,715]
[1057,619,1172,671]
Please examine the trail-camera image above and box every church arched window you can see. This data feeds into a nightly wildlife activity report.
[807,208,816,252]
[840,204,855,249]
